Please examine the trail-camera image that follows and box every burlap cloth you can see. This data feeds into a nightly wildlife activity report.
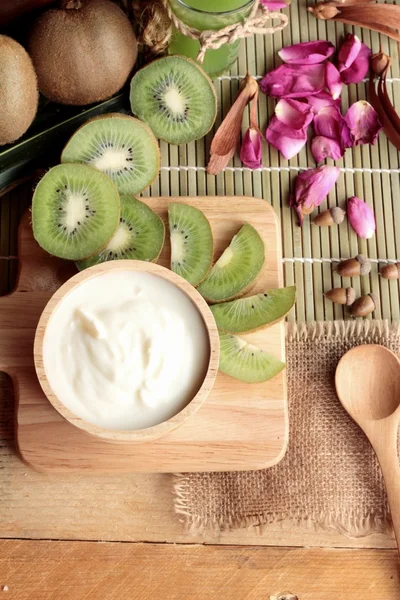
[173,320,400,536]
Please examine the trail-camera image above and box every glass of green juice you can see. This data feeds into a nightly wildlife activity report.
[168,0,256,78]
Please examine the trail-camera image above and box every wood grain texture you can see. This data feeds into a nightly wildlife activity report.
[0,196,288,473]
[0,540,399,600]
[34,260,219,443]
[0,372,396,548]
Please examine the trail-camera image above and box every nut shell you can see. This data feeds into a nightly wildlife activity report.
[325,287,356,305]
[313,207,345,227]
[350,293,378,317]
[380,262,400,280]
[335,255,371,277]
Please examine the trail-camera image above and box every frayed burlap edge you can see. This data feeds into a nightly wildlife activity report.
[173,320,400,537]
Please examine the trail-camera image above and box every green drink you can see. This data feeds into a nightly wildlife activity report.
[168,0,255,78]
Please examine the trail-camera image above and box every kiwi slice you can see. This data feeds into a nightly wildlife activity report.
[77,196,165,270]
[168,202,213,286]
[210,286,296,333]
[197,224,265,303]
[219,332,285,384]
[61,114,160,195]
[130,55,217,145]
[32,163,120,261]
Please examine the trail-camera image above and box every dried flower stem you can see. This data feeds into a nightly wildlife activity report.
[309,2,400,42]
[207,74,259,175]
[368,51,400,151]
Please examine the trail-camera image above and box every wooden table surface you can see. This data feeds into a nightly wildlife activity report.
[1,13,400,594]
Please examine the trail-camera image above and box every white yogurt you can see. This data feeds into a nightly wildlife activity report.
[43,270,210,430]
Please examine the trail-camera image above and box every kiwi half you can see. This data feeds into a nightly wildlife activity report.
[210,286,296,333]
[219,332,285,384]
[61,114,160,195]
[130,56,217,145]
[197,224,265,303]
[76,196,165,270]
[168,202,213,286]
[32,164,120,261]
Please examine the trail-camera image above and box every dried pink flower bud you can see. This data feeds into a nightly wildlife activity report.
[240,127,262,169]
[290,165,340,226]
[347,196,376,239]
[278,40,335,65]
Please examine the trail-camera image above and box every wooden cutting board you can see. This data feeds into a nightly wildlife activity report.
[0,196,288,473]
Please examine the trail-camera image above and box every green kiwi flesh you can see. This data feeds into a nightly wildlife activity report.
[61,114,160,195]
[210,286,296,333]
[197,223,265,303]
[168,202,213,286]
[76,196,165,270]
[32,163,120,261]
[130,56,217,145]
[219,332,285,384]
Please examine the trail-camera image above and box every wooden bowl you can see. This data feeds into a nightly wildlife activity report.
[34,260,219,443]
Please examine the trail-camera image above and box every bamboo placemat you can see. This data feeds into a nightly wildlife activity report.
[1,0,399,321]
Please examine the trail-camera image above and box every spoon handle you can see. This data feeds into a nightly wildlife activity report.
[371,416,400,550]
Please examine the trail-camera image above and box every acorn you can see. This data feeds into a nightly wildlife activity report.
[380,262,400,280]
[350,293,379,317]
[313,207,345,227]
[335,255,371,277]
[325,287,356,306]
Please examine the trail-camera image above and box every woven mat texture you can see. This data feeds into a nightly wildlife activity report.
[1,1,400,319]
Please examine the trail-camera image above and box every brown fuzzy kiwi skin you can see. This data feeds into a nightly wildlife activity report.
[28,0,138,106]
[0,35,38,146]
[61,113,161,192]
[131,55,218,144]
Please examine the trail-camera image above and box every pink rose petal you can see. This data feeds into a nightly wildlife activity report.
[278,41,335,65]
[338,34,362,72]
[341,43,371,84]
[240,127,262,169]
[311,135,343,162]
[260,64,326,98]
[275,98,314,129]
[290,165,340,225]
[344,101,383,145]
[325,62,343,99]
[307,91,341,112]
[313,105,353,152]
[266,116,308,159]
[260,0,289,9]
[347,196,376,239]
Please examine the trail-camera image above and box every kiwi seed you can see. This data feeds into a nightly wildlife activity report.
[76,196,165,270]
[130,55,217,145]
[197,223,265,303]
[32,163,120,261]
[168,202,213,286]
[61,114,160,196]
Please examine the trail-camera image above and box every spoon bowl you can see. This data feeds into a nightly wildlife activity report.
[336,344,400,422]
[335,344,400,552]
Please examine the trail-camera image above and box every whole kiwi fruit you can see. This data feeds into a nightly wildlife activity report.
[0,35,38,146]
[28,0,138,106]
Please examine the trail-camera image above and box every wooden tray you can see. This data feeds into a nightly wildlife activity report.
[0,196,288,473]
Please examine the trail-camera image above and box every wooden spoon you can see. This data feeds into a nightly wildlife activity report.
[335,344,400,548]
